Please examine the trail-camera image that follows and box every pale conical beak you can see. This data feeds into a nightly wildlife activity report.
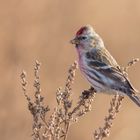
[70,38,79,44]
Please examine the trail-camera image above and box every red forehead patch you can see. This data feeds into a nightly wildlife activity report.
[76,26,87,36]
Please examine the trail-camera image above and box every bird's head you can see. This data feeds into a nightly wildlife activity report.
[70,25,104,51]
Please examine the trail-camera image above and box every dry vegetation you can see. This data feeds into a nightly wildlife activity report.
[20,58,139,140]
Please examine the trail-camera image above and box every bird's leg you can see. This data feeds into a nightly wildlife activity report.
[82,86,96,99]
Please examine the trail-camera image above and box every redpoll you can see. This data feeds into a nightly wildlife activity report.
[71,25,140,107]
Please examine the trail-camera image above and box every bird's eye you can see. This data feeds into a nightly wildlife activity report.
[81,36,87,40]
[78,36,87,40]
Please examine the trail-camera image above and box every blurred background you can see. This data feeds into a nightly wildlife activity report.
[0,0,140,139]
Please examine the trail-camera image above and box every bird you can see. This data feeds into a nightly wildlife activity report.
[70,25,140,107]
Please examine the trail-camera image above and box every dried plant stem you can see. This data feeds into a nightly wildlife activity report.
[21,60,50,140]
[124,58,139,72]
[20,71,31,103]
[63,122,70,140]
[62,61,78,140]
[94,95,124,140]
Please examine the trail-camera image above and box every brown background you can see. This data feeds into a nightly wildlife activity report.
[0,0,140,140]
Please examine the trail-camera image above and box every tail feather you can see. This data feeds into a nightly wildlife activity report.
[128,90,140,107]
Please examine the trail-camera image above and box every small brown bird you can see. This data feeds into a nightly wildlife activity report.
[71,25,140,107]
